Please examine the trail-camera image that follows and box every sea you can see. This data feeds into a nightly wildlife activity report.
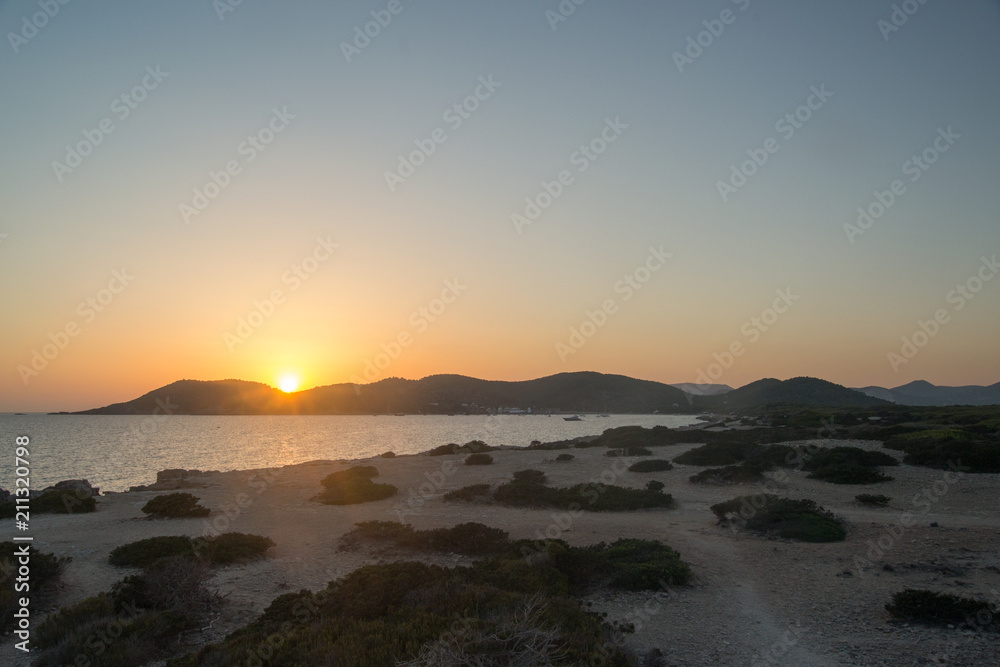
[0,413,700,492]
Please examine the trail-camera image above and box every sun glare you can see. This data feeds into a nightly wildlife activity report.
[278,374,300,393]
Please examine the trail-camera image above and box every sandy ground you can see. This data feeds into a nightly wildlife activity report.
[3,439,999,666]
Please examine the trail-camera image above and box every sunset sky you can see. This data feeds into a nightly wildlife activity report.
[2,1,998,412]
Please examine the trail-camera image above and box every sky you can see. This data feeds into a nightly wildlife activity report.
[1,0,998,412]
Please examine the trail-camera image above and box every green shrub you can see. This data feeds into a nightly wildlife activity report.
[109,536,195,568]
[0,543,69,632]
[885,589,999,629]
[673,442,793,467]
[598,539,692,590]
[316,466,397,505]
[380,451,396,458]
[710,495,846,542]
[109,533,274,568]
[512,469,547,484]
[342,521,510,557]
[427,443,461,456]
[464,453,494,466]
[198,532,275,565]
[492,480,674,512]
[442,484,492,502]
[801,447,896,484]
[689,461,768,485]
[884,430,1000,473]
[167,558,638,666]
[141,493,210,518]
[628,459,673,473]
[1,488,98,518]
[555,453,575,462]
[646,481,665,492]
[856,494,891,507]
[806,463,893,484]
[428,441,496,456]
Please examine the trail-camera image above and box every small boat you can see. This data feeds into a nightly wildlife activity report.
[563,415,583,421]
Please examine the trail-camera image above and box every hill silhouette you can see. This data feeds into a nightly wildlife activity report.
[73,372,693,415]
[700,377,889,410]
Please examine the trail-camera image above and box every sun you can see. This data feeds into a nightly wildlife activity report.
[278,374,300,393]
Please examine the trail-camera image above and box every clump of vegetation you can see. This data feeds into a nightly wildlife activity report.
[646,481,665,492]
[885,589,1000,630]
[427,440,495,456]
[108,533,274,568]
[673,442,794,468]
[802,446,896,484]
[605,446,653,457]
[168,557,640,666]
[465,453,494,466]
[442,483,492,503]
[513,469,547,484]
[315,466,397,505]
[689,461,769,485]
[884,429,1000,473]
[628,459,673,473]
[555,453,575,462]
[34,556,216,667]
[492,477,674,512]
[710,495,846,542]
[856,494,891,507]
[1,543,70,632]
[0,488,97,518]
[380,451,396,458]
[342,521,511,557]
[141,493,210,518]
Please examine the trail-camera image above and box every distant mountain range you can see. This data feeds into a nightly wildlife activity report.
[853,381,1000,406]
[68,373,998,416]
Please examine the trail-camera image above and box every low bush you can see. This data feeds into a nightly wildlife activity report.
[512,469,547,484]
[710,495,846,542]
[492,479,674,512]
[141,493,210,518]
[628,460,673,473]
[673,442,793,468]
[884,430,1000,473]
[885,589,999,630]
[167,558,638,666]
[109,536,195,569]
[442,483,492,502]
[555,453,575,462]
[109,533,274,568]
[465,453,494,466]
[689,461,768,485]
[1,488,97,518]
[646,481,665,492]
[315,466,397,505]
[1,543,69,632]
[34,559,211,667]
[380,451,396,458]
[807,463,893,484]
[801,447,896,485]
[856,494,891,507]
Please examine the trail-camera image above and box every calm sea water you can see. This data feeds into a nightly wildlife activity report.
[0,414,699,492]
